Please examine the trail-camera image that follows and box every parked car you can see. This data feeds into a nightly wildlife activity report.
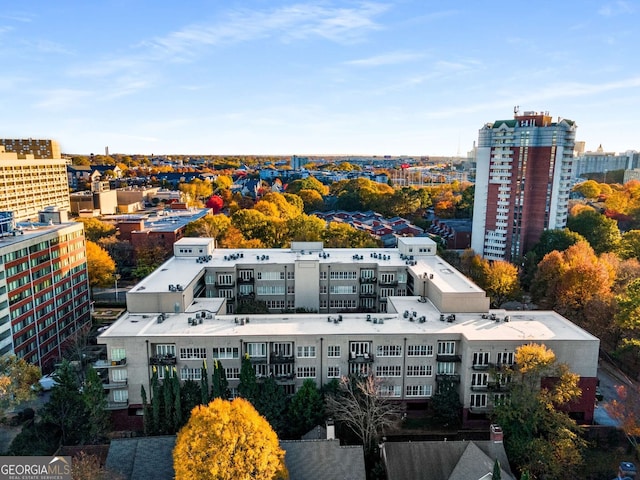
[38,373,59,391]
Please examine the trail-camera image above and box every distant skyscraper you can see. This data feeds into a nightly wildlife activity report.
[471,110,577,261]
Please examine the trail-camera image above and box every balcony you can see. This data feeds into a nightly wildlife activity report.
[378,279,398,287]
[274,373,296,382]
[359,292,377,298]
[359,277,377,284]
[468,405,492,414]
[471,363,492,371]
[248,355,267,365]
[436,354,461,362]
[270,354,295,364]
[93,358,127,368]
[149,354,177,366]
[494,362,515,370]
[102,379,128,390]
[487,382,510,392]
[215,281,235,288]
[470,384,489,392]
[348,352,374,364]
[238,292,255,299]
[105,400,129,411]
[436,374,460,383]
[237,276,255,284]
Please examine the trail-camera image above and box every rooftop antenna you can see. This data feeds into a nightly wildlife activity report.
[514,105,520,116]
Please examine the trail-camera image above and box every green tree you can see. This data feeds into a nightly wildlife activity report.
[566,208,621,254]
[132,241,168,279]
[431,377,462,427]
[173,398,288,480]
[614,278,640,354]
[40,360,88,445]
[531,228,586,259]
[180,380,202,422]
[254,376,288,436]
[288,378,325,438]
[238,354,259,403]
[82,367,110,443]
[492,343,585,479]
[0,356,41,415]
[211,360,229,400]
[492,459,501,480]
[618,230,640,259]
[297,189,325,213]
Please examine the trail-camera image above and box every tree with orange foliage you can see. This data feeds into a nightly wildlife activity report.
[173,397,288,480]
[605,383,640,453]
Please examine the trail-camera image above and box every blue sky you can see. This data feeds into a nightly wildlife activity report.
[1,1,639,156]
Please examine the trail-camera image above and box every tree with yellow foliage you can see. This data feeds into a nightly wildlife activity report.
[86,240,116,293]
[173,397,288,480]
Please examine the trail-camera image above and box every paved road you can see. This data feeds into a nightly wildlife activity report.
[595,357,635,426]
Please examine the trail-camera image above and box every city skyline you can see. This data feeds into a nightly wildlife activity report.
[1,1,639,156]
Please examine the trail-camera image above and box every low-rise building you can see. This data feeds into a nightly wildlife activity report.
[97,237,598,428]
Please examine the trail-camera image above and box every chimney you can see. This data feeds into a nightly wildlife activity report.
[326,419,335,440]
[490,424,503,443]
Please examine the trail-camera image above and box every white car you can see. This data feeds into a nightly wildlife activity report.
[38,373,59,391]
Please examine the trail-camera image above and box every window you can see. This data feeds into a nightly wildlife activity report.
[112,369,127,382]
[257,272,282,281]
[376,345,402,357]
[218,289,234,299]
[379,385,402,397]
[471,373,488,387]
[287,271,295,280]
[329,285,357,295]
[470,393,487,408]
[327,345,341,357]
[360,283,375,294]
[496,351,514,366]
[180,347,207,360]
[379,288,394,298]
[437,362,455,375]
[349,342,371,357]
[155,344,175,357]
[180,367,202,381]
[407,365,432,376]
[297,346,316,358]
[225,367,240,379]
[212,347,239,359]
[246,343,266,357]
[257,285,285,295]
[360,269,375,279]
[349,363,370,376]
[327,366,341,378]
[380,273,395,283]
[238,270,253,281]
[111,348,126,361]
[272,364,293,378]
[472,351,490,367]
[329,299,357,309]
[239,284,254,295]
[406,385,432,397]
[437,341,455,355]
[375,365,402,377]
[407,345,433,356]
[217,274,233,285]
[112,390,129,403]
[296,366,316,378]
[493,393,508,406]
[271,342,293,357]
[158,367,176,380]
[330,271,357,280]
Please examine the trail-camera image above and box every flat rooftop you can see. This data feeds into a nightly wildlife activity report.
[0,221,78,249]
[101,296,598,344]
[130,245,484,296]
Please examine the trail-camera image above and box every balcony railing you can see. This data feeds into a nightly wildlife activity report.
[487,382,510,392]
[436,354,461,362]
[105,400,129,410]
[274,373,296,382]
[378,279,398,287]
[470,384,489,392]
[359,277,377,284]
[237,276,255,284]
[149,354,177,366]
[359,292,377,298]
[270,354,295,364]
[248,355,268,365]
[436,374,460,383]
[215,281,236,288]
[348,352,374,364]
[471,363,492,371]
[93,358,127,368]
[102,379,128,390]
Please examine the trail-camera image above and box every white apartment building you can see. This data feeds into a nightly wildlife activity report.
[98,237,599,427]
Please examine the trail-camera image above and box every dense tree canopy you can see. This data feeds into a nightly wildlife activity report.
[0,356,40,415]
[566,208,621,254]
[86,240,117,290]
[173,398,287,480]
[492,344,584,479]
[76,217,117,242]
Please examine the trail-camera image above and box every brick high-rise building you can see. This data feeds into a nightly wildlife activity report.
[471,110,577,261]
[0,214,91,370]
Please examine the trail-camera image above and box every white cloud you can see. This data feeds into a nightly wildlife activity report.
[34,88,93,109]
[345,51,425,67]
[598,1,634,16]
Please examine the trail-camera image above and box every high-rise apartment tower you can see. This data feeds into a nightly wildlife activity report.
[471,110,576,261]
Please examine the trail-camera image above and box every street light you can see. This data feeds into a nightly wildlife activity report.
[114,274,121,302]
